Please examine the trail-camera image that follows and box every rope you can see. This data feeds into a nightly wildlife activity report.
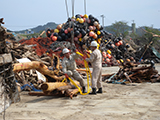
[62,51,92,95]
[65,0,69,18]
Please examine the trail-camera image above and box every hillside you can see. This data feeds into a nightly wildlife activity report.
[14,21,160,36]
[15,22,58,34]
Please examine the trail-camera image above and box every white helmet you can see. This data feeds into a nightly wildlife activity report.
[90,41,97,47]
[62,48,70,54]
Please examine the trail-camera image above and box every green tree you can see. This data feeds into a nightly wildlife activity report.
[107,21,129,38]
[133,27,160,50]
[144,27,160,43]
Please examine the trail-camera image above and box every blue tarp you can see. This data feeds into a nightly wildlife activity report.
[16,80,41,91]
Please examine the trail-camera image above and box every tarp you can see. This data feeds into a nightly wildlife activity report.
[151,47,160,59]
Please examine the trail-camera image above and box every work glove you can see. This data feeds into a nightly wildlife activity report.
[64,73,69,79]
[74,48,78,53]
[64,73,70,83]
[86,50,91,54]
[72,46,78,52]
[82,55,87,60]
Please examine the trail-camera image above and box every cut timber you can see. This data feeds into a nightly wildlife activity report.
[65,88,80,99]
[56,81,79,91]
[41,82,68,92]
[57,85,74,91]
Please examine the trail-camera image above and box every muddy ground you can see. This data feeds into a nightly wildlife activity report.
[1,64,160,120]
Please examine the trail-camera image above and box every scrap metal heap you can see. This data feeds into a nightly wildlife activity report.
[0,18,20,113]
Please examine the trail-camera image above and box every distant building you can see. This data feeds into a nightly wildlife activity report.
[26,29,34,34]
[128,30,132,35]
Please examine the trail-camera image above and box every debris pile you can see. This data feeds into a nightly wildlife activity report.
[5,39,84,98]
[104,61,160,84]
[19,14,141,67]
[12,60,81,99]
[0,18,20,113]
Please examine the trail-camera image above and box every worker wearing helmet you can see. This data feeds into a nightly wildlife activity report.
[62,48,86,93]
[85,41,102,94]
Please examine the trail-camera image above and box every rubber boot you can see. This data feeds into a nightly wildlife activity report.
[82,86,86,93]
[97,88,102,93]
[89,88,97,95]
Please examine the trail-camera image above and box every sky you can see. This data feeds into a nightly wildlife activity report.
[0,0,160,31]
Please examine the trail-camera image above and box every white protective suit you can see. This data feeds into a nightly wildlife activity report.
[62,53,85,87]
[85,49,102,88]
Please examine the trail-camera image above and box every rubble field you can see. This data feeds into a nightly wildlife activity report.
[0,64,160,120]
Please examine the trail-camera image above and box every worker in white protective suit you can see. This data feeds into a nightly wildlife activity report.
[85,41,102,95]
[62,48,86,93]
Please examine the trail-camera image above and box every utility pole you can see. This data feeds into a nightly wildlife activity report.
[100,15,105,27]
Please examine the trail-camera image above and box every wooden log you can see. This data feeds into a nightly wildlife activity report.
[124,72,132,83]
[56,81,79,91]
[41,56,51,62]
[13,61,65,81]
[40,61,50,66]
[57,85,73,91]
[65,88,80,99]
[41,82,68,92]
[128,71,141,78]
[131,66,152,72]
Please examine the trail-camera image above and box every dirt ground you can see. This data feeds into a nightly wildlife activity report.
[1,64,160,120]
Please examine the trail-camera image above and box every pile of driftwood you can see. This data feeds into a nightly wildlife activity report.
[104,61,160,83]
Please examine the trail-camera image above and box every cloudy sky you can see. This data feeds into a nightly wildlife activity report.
[0,0,160,31]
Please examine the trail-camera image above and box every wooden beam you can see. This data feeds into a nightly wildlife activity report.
[0,53,12,65]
